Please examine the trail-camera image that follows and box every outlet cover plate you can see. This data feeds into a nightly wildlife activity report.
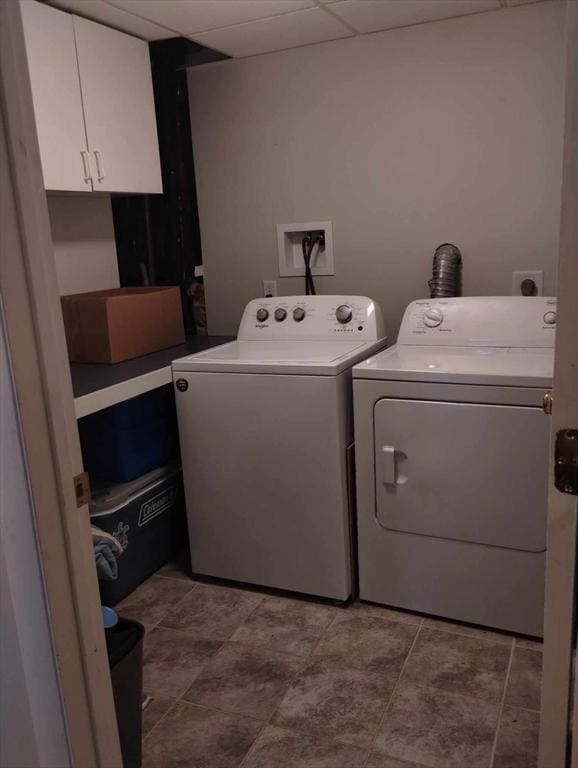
[277,221,334,277]
[512,270,543,296]
[263,280,277,297]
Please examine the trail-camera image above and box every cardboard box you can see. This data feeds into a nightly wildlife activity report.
[61,287,185,364]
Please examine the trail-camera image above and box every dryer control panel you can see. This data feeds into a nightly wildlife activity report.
[397,297,557,348]
[239,296,385,342]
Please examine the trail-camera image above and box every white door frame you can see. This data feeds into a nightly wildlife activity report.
[2,0,577,764]
[0,2,122,766]
[539,2,578,766]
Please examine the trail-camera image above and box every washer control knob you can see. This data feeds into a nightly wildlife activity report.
[293,307,306,322]
[335,304,353,324]
[274,308,287,322]
[256,308,269,322]
[543,311,557,325]
[423,308,444,327]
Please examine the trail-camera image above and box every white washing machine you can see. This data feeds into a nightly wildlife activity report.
[353,297,556,636]
[172,296,386,600]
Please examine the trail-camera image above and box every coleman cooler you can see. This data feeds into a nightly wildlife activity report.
[90,463,186,605]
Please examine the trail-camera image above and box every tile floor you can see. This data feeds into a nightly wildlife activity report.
[119,559,543,768]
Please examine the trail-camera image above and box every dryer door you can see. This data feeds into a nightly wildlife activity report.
[374,398,549,552]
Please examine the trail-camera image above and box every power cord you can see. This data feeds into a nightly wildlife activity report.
[301,232,325,296]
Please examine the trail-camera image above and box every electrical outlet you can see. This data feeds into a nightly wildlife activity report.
[512,271,543,296]
[263,280,277,297]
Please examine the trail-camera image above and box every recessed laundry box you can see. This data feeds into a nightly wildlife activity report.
[90,463,186,605]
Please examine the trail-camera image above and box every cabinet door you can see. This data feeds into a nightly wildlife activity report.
[20,1,91,192]
[72,16,162,194]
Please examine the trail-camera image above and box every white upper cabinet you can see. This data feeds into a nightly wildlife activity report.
[20,1,90,192]
[20,1,162,194]
[73,16,162,194]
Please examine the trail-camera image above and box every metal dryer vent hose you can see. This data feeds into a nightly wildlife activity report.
[428,243,462,298]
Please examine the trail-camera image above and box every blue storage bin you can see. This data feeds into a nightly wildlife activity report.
[79,386,178,483]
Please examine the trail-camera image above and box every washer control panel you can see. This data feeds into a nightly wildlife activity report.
[397,297,557,348]
[239,296,385,341]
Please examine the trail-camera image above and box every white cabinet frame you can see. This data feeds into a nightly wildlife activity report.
[20,0,162,195]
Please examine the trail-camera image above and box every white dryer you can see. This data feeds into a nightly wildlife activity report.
[353,297,556,636]
[173,296,386,601]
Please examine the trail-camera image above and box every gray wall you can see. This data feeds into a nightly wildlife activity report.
[188,1,565,338]
[48,194,120,296]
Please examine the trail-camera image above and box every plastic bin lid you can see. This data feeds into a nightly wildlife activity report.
[89,462,180,514]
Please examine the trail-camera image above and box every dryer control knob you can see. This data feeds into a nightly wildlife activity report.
[423,308,444,327]
[543,311,557,325]
[293,307,306,322]
[274,308,287,322]
[335,304,353,324]
[256,308,269,322]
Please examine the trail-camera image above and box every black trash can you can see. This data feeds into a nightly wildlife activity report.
[107,618,145,768]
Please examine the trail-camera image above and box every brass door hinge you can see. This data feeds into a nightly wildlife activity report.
[554,430,578,495]
[73,471,90,508]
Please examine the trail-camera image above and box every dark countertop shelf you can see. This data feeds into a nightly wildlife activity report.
[72,336,233,418]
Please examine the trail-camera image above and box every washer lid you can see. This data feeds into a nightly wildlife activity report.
[353,345,554,387]
[172,339,386,375]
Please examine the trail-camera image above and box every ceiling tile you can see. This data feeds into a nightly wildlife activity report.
[327,0,501,34]
[46,0,176,39]
[106,0,314,35]
[190,7,352,57]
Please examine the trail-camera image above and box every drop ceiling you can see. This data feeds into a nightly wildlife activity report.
[46,0,550,58]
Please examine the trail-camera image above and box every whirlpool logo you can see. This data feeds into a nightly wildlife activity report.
[138,486,177,527]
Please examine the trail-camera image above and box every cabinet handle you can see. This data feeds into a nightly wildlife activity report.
[93,150,105,182]
[80,150,91,183]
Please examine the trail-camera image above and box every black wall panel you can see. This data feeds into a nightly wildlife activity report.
[112,38,226,333]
